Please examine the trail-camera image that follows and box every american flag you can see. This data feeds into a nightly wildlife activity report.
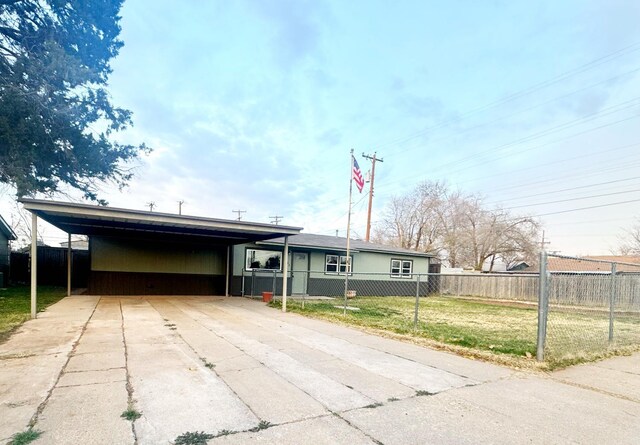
[352,157,365,193]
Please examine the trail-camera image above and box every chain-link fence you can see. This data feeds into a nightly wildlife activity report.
[539,253,640,364]
[243,256,640,366]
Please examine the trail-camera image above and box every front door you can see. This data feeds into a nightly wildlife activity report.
[291,252,308,294]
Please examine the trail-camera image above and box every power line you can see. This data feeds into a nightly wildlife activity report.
[375,100,640,194]
[534,198,640,218]
[485,175,640,206]
[500,188,640,211]
[388,65,640,158]
[368,41,640,151]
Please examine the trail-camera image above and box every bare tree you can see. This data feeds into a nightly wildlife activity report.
[617,219,640,255]
[376,181,446,254]
[375,181,540,270]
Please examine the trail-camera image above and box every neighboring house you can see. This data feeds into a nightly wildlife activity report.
[59,239,89,250]
[507,261,530,272]
[526,256,640,274]
[0,214,17,287]
[232,233,434,296]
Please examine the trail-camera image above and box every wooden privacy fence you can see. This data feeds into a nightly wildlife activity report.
[438,273,640,310]
[9,247,89,287]
[439,274,539,302]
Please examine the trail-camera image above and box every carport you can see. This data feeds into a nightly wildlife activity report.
[20,199,302,317]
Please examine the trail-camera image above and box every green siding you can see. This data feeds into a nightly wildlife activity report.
[92,236,224,275]
[309,250,429,280]
[233,243,429,281]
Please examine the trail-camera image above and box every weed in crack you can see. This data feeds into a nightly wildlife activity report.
[387,397,400,402]
[174,431,215,445]
[9,429,42,445]
[120,408,141,421]
[215,429,235,437]
[416,390,435,396]
[199,357,215,369]
[363,402,383,409]
[249,420,273,432]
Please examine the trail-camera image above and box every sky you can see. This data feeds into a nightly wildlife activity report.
[2,0,640,256]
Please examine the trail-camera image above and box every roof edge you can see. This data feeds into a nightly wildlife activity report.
[0,214,17,240]
[19,198,303,234]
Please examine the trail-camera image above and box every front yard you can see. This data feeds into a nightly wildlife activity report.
[0,286,67,343]
[272,295,640,370]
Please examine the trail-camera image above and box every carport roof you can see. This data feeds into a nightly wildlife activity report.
[20,199,303,244]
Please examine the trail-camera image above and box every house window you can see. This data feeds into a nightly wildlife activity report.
[246,249,282,271]
[325,254,353,275]
[391,259,413,278]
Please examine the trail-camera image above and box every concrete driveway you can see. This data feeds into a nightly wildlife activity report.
[0,296,638,445]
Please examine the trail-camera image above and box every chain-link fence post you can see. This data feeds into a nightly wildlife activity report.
[413,274,421,329]
[272,270,277,303]
[536,250,549,361]
[609,262,617,343]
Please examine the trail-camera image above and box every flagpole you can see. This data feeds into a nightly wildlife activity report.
[344,149,354,315]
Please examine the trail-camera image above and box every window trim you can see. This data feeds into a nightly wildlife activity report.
[325,254,353,275]
[391,258,413,278]
[245,248,283,271]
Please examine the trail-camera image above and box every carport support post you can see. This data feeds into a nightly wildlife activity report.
[30,213,38,319]
[67,233,72,297]
[225,245,230,297]
[282,236,289,312]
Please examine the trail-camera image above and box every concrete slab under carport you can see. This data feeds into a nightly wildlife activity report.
[0,295,637,445]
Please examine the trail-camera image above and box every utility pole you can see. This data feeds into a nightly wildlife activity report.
[232,210,246,221]
[362,152,384,242]
[178,200,184,215]
[269,215,283,225]
[147,201,156,212]
[540,230,550,251]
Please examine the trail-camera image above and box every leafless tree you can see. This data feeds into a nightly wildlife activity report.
[375,181,540,270]
[375,181,446,254]
[617,219,640,255]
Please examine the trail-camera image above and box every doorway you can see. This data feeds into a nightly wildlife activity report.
[291,252,308,294]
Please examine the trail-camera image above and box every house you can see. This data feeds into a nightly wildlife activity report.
[525,256,640,274]
[21,199,302,296]
[232,233,434,297]
[0,214,17,287]
[19,199,435,298]
[507,261,530,272]
[59,239,89,250]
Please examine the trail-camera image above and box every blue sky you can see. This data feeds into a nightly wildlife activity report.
[3,0,640,255]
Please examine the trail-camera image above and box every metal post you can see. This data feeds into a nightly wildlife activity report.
[272,269,276,302]
[251,270,255,298]
[536,250,549,361]
[413,274,421,329]
[609,263,617,343]
[225,245,230,297]
[282,236,289,312]
[67,233,72,297]
[30,213,37,319]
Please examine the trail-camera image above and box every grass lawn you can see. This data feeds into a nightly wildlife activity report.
[0,286,67,343]
[272,296,640,370]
